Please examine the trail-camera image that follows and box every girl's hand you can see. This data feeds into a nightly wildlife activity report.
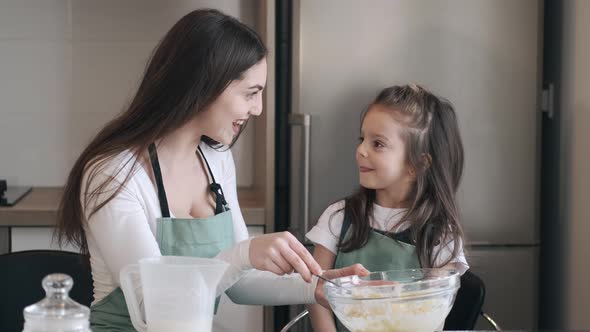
[314,263,369,308]
[249,232,322,282]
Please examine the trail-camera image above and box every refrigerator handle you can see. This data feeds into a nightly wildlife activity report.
[289,113,311,240]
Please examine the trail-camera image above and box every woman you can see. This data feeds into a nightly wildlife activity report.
[56,8,366,332]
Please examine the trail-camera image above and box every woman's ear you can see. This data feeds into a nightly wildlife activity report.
[421,153,432,171]
[407,166,417,178]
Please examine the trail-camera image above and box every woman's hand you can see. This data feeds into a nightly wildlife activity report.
[249,232,322,282]
[314,264,369,308]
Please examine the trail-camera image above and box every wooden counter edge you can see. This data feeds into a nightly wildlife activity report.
[0,187,266,227]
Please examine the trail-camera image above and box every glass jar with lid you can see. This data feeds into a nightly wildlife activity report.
[22,273,91,332]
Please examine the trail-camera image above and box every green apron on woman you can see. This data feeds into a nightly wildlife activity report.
[89,144,234,332]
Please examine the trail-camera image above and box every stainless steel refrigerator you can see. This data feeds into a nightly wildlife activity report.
[274,0,542,330]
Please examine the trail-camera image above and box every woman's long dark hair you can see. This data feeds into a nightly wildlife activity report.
[339,84,465,268]
[56,9,267,254]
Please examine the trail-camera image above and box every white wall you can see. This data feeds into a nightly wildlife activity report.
[0,0,257,187]
[560,0,590,329]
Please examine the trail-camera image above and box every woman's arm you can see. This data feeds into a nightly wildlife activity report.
[84,170,161,285]
[215,148,321,293]
[222,257,367,306]
[224,269,317,305]
[307,244,338,332]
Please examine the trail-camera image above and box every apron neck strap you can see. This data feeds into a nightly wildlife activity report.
[197,146,228,213]
[197,146,218,184]
[148,143,171,218]
[337,207,353,250]
[148,143,228,217]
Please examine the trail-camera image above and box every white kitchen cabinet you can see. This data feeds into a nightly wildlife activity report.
[9,225,264,252]
[10,227,78,253]
[247,225,264,237]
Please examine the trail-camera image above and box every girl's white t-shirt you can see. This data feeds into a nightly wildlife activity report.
[306,200,469,269]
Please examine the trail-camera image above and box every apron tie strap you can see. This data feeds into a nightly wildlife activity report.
[210,182,228,214]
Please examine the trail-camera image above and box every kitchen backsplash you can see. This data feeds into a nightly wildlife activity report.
[0,0,257,187]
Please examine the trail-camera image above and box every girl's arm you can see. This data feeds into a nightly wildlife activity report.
[307,244,338,332]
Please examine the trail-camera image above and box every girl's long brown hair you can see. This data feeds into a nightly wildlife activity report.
[339,84,465,268]
[56,9,267,254]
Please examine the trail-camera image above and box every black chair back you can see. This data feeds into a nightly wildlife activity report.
[0,250,93,332]
[444,269,486,330]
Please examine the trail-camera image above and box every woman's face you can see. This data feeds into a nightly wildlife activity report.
[200,59,267,145]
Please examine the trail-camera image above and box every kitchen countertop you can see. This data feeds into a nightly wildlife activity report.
[0,187,266,227]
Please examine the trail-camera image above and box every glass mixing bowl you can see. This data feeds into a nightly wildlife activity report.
[324,268,460,332]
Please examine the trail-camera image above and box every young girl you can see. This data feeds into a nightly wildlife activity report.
[306,84,469,332]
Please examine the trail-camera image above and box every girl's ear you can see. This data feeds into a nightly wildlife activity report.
[409,153,431,177]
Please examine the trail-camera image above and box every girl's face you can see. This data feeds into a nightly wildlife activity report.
[199,59,267,145]
[356,105,414,194]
